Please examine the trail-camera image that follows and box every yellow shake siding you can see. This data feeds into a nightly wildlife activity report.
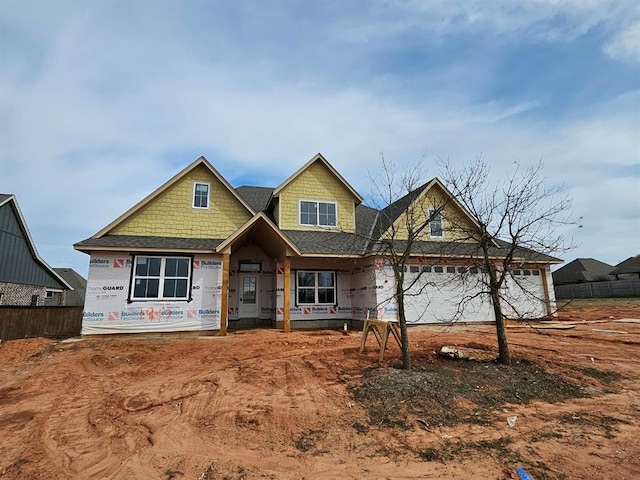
[110,165,251,238]
[277,162,356,232]
[384,185,477,242]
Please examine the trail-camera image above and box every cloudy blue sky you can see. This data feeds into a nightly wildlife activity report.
[1,0,638,277]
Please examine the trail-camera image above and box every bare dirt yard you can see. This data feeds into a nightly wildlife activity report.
[1,298,639,480]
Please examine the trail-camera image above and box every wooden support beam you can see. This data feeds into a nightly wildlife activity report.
[283,256,291,333]
[360,318,402,362]
[219,252,230,336]
[540,266,553,318]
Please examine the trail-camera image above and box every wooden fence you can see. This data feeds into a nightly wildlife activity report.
[0,306,83,341]
[554,279,640,299]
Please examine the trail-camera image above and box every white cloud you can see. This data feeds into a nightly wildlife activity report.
[604,21,640,63]
[0,1,638,276]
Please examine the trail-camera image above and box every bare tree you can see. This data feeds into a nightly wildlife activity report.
[440,157,576,365]
[366,154,458,370]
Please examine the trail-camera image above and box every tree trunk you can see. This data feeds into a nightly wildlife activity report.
[491,288,511,365]
[481,237,511,366]
[396,282,412,370]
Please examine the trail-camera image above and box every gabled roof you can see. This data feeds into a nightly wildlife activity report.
[373,177,496,246]
[93,156,255,238]
[552,258,614,285]
[216,212,301,257]
[611,255,640,275]
[0,194,72,290]
[272,153,364,204]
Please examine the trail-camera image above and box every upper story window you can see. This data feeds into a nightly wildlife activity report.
[429,209,443,238]
[300,200,337,227]
[193,182,210,209]
[131,256,191,300]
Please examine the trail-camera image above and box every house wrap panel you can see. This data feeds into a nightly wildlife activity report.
[82,252,222,334]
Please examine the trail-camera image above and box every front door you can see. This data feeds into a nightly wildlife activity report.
[239,274,259,318]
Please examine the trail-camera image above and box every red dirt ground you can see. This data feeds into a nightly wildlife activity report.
[1,298,639,479]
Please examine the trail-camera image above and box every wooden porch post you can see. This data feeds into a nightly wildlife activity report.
[283,255,291,333]
[540,265,553,318]
[220,252,230,336]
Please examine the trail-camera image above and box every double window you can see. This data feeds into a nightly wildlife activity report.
[131,256,191,300]
[429,209,443,238]
[193,182,210,209]
[300,200,337,227]
[297,270,336,305]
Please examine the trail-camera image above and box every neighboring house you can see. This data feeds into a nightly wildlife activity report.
[552,258,614,285]
[74,154,560,335]
[610,255,640,280]
[0,194,72,306]
[53,268,87,306]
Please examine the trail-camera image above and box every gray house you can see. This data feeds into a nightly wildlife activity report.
[611,255,640,280]
[0,194,72,305]
[53,268,87,306]
[552,258,614,285]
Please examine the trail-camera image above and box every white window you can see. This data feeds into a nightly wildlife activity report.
[429,209,443,237]
[193,182,210,209]
[299,200,337,227]
[131,256,191,300]
[297,270,336,305]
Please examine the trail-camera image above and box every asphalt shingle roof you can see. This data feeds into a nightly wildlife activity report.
[282,230,370,255]
[552,258,614,284]
[611,255,640,275]
[235,186,274,213]
[74,235,224,251]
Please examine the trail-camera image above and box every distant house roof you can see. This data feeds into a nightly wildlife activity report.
[53,268,87,306]
[0,194,72,290]
[552,258,614,285]
[610,255,640,276]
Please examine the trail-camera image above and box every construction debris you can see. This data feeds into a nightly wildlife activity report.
[437,346,468,360]
[592,329,628,334]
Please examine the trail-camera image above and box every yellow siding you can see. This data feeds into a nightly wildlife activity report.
[384,184,477,242]
[277,162,356,232]
[110,165,252,238]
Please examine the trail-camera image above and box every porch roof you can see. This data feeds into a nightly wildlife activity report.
[74,235,223,253]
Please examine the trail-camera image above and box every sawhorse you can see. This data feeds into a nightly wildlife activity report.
[359,318,402,361]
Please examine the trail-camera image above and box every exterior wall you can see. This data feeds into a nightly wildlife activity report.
[82,252,223,334]
[277,162,356,232]
[0,202,65,289]
[0,282,47,306]
[382,184,478,243]
[274,257,376,324]
[110,164,252,238]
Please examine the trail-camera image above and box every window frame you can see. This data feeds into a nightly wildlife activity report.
[193,182,210,209]
[428,209,444,238]
[298,199,338,228]
[295,270,337,306]
[129,255,192,301]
